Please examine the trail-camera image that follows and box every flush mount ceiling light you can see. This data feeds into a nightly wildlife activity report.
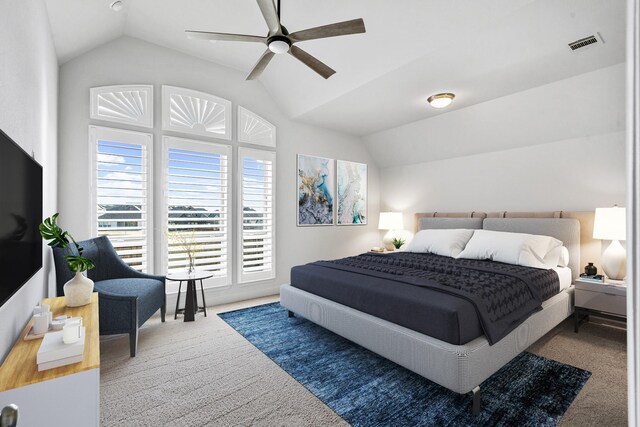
[427,93,455,109]
[109,1,123,12]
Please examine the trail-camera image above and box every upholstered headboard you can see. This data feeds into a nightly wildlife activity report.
[483,218,581,279]
[415,211,595,280]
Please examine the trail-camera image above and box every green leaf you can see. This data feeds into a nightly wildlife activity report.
[64,255,95,272]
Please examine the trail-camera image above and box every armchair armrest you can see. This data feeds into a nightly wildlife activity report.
[96,288,138,335]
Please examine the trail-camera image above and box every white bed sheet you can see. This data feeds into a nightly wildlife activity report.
[553,266,572,291]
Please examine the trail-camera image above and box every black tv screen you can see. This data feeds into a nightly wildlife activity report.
[0,129,43,307]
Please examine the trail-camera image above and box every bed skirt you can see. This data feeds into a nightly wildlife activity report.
[280,284,573,394]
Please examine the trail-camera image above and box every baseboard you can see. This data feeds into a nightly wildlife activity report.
[165,282,281,315]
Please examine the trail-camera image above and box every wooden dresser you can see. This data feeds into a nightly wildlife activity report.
[0,293,100,426]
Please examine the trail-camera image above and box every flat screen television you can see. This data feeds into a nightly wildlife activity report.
[0,129,43,308]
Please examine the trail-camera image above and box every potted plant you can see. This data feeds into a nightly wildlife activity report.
[392,237,405,251]
[40,213,95,307]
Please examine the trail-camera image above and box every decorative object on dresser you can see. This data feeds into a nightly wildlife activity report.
[574,278,626,332]
[52,236,166,357]
[378,212,404,251]
[593,206,627,281]
[0,294,100,427]
[336,160,367,225]
[39,214,95,307]
[297,154,335,226]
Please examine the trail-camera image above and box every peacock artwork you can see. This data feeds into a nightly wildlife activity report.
[297,155,335,226]
[337,160,367,225]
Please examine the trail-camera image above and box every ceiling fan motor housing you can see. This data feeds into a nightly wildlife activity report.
[268,35,291,54]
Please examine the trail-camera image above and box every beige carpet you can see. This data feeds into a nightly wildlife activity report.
[101,298,627,426]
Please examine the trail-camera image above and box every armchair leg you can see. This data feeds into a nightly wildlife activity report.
[130,328,138,357]
[161,302,166,323]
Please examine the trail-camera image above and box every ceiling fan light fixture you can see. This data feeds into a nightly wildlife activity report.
[427,93,455,109]
[268,37,291,54]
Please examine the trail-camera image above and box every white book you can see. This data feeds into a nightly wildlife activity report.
[36,327,85,364]
[38,354,84,371]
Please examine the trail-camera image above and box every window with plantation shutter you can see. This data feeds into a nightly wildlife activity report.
[163,136,232,289]
[90,126,153,273]
[238,147,275,283]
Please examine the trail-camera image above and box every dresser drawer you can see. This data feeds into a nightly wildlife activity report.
[575,288,626,316]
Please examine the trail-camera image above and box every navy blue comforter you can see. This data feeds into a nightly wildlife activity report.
[291,252,560,345]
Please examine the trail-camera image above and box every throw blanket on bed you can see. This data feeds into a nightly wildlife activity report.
[313,252,560,345]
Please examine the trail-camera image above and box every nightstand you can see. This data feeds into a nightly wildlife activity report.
[574,279,627,332]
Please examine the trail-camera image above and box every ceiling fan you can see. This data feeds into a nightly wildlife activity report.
[185,0,366,80]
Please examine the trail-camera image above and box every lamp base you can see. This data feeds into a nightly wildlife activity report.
[382,230,397,251]
[602,239,626,281]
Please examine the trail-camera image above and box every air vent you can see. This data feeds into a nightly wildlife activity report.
[568,33,603,51]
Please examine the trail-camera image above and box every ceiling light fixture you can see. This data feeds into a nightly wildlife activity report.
[427,93,455,109]
[110,1,123,12]
[268,36,291,54]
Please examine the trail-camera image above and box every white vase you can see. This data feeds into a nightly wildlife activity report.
[64,272,94,307]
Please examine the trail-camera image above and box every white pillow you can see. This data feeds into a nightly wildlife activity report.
[455,230,563,269]
[558,246,570,267]
[404,229,475,257]
[543,245,563,268]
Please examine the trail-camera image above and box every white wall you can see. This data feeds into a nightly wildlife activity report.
[365,63,625,168]
[0,0,58,361]
[369,64,626,227]
[58,36,380,306]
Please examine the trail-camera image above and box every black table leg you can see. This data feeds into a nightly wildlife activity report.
[200,279,207,317]
[174,281,183,320]
[184,279,197,322]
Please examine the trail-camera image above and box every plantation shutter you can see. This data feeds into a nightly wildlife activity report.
[90,126,152,273]
[238,147,275,283]
[163,136,232,288]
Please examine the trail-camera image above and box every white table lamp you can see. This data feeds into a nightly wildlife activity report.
[593,206,626,281]
[379,212,404,251]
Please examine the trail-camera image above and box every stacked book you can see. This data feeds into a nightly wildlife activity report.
[36,327,85,371]
[577,274,605,284]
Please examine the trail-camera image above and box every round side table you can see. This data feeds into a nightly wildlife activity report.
[166,270,213,322]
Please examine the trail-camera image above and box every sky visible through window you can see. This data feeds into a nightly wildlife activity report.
[97,139,271,276]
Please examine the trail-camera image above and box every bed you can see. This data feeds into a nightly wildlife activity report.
[280,213,583,414]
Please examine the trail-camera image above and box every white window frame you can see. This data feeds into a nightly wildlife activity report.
[89,125,154,272]
[162,85,232,140]
[162,136,233,288]
[237,147,276,283]
[90,85,154,128]
[237,106,276,147]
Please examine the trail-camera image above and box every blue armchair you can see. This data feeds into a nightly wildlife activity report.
[52,236,166,357]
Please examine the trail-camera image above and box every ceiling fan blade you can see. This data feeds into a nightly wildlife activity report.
[289,45,336,79]
[256,0,281,34]
[186,30,266,43]
[246,49,276,80]
[289,18,366,43]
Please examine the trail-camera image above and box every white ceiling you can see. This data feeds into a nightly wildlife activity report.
[44,0,625,136]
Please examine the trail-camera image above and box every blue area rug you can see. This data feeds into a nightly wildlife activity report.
[219,303,590,427]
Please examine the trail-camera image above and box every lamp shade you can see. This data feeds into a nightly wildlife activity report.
[593,206,626,241]
[378,212,403,230]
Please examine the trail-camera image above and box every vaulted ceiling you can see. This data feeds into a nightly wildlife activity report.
[44,0,625,136]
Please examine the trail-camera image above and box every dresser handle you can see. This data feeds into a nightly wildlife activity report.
[604,292,618,296]
[1,404,18,427]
